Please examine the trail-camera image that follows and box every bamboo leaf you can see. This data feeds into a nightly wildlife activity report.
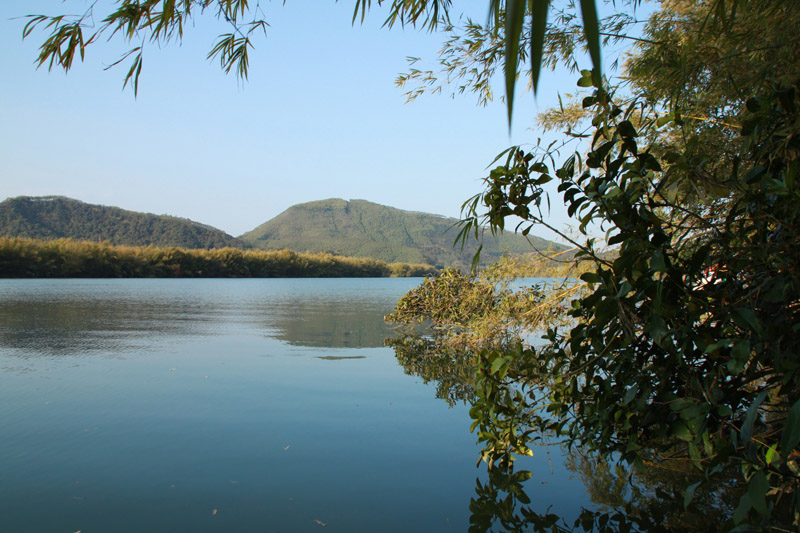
[529,0,550,95]
[578,0,602,84]
[471,243,483,273]
[122,51,143,97]
[503,0,527,126]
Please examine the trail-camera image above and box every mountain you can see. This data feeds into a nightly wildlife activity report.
[0,196,243,249]
[0,196,566,269]
[239,198,565,268]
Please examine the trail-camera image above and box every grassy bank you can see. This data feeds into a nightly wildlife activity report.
[0,237,437,278]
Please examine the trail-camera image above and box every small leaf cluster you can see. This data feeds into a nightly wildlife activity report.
[22,0,268,95]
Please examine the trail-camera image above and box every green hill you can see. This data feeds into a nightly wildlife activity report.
[0,196,243,249]
[239,198,565,269]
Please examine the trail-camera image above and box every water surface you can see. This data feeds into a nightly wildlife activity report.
[0,279,592,532]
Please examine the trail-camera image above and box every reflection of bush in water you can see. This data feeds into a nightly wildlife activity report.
[468,451,746,533]
[564,450,744,531]
[387,334,477,406]
[388,333,749,531]
[268,299,392,348]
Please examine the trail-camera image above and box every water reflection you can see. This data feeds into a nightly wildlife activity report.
[0,291,212,356]
[387,334,476,406]
[258,297,391,348]
[0,279,415,357]
[462,455,745,532]
[386,332,745,531]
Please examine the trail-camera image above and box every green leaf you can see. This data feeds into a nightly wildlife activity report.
[655,114,673,128]
[578,0,602,83]
[731,307,761,334]
[731,340,751,362]
[650,250,667,272]
[684,481,701,509]
[580,272,601,283]
[780,398,800,454]
[617,120,638,138]
[765,445,779,465]
[470,243,483,273]
[733,493,751,524]
[703,432,713,456]
[748,471,769,515]
[489,355,512,376]
[728,340,751,374]
[623,384,638,405]
[577,69,593,88]
[717,404,733,417]
[673,420,693,442]
[688,441,702,466]
[741,390,767,445]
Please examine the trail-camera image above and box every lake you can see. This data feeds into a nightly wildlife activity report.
[0,278,596,532]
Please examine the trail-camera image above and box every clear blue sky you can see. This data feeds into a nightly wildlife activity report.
[1,1,594,241]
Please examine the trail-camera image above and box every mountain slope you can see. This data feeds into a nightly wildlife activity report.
[0,196,243,249]
[240,198,565,268]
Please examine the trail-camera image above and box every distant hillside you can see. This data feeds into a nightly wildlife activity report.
[240,198,565,269]
[0,196,243,249]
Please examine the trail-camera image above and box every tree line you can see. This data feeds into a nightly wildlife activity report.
[0,237,436,278]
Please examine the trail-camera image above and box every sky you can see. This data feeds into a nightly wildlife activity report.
[0,1,603,242]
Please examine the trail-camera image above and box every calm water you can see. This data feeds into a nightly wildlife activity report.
[0,279,593,532]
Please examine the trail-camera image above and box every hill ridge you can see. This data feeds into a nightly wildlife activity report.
[0,195,565,269]
[0,196,243,249]
[240,198,565,269]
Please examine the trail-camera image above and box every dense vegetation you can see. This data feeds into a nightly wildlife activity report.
[395,0,800,529]
[0,237,436,278]
[240,198,564,269]
[0,196,243,249]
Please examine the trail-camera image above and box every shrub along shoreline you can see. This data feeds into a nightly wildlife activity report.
[0,238,438,278]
